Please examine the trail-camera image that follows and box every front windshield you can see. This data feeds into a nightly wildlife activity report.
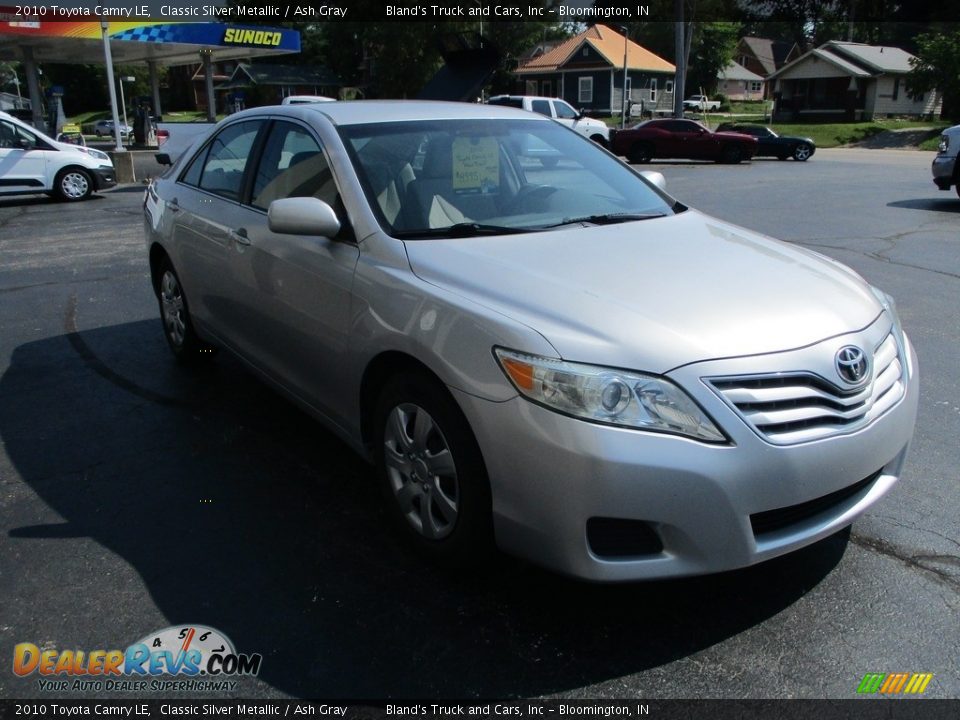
[338,119,675,238]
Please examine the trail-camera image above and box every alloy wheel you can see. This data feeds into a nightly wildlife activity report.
[383,403,459,540]
[160,270,187,348]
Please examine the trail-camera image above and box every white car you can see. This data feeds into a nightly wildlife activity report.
[93,119,133,137]
[281,95,336,105]
[0,110,117,201]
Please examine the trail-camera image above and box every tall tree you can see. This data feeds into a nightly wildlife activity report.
[907,30,960,121]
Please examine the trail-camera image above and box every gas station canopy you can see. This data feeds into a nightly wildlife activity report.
[0,15,301,141]
[0,18,300,64]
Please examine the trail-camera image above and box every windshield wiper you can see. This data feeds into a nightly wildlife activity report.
[393,222,530,239]
[542,212,666,229]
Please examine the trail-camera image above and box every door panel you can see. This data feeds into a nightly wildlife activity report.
[0,120,47,192]
[226,121,360,422]
[168,120,264,343]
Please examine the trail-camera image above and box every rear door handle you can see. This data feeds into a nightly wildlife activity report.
[168,198,180,212]
[229,228,251,246]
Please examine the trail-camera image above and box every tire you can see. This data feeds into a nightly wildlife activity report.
[776,154,789,161]
[720,145,743,164]
[956,184,960,201]
[55,168,93,201]
[628,142,653,164]
[374,372,493,566]
[793,143,813,161]
[155,257,215,364]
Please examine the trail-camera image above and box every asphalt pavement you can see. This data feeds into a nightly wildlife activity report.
[0,148,957,700]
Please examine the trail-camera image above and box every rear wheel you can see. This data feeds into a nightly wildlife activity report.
[156,257,215,364]
[793,143,813,161]
[375,372,493,565]
[55,168,93,201]
[590,134,609,149]
[628,142,653,164]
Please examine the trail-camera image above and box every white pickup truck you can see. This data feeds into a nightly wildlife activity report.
[486,95,611,147]
[683,95,721,112]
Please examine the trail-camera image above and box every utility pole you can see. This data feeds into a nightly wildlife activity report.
[673,2,686,118]
[620,26,629,129]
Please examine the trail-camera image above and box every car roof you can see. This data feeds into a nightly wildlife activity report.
[228,100,545,127]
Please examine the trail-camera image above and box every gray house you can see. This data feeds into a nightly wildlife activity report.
[513,24,676,116]
[769,41,942,121]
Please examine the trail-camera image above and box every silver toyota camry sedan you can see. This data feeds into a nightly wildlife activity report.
[144,101,918,581]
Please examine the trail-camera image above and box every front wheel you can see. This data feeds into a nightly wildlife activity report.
[793,143,813,161]
[720,145,743,164]
[375,372,493,565]
[628,142,653,164]
[55,168,93,201]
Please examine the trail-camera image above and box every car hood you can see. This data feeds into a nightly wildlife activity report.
[778,134,815,144]
[404,210,881,372]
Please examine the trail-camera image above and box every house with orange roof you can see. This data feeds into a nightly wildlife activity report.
[514,24,676,116]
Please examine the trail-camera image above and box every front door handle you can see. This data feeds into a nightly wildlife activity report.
[229,228,251,246]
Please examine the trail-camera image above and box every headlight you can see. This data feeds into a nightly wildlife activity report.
[494,348,725,442]
[88,148,110,161]
[938,135,948,153]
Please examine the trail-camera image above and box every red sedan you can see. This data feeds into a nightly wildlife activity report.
[611,118,758,164]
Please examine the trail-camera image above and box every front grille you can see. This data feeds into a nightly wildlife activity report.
[750,469,882,537]
[707,332,904,445]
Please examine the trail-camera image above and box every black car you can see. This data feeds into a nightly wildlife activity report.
[716,124,815,161]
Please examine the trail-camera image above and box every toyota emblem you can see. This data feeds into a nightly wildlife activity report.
[836,345,869,384]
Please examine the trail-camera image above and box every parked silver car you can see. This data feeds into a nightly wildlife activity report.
[144,101,918,581]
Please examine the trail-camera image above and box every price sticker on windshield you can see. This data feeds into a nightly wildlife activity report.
[452,137,499,195]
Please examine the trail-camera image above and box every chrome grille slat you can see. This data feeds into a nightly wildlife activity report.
[707,332,905,445]
[722,382,871,408]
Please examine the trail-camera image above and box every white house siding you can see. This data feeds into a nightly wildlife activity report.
[719,79,764,101]
[871,75,943,117]
[778,58,853,80]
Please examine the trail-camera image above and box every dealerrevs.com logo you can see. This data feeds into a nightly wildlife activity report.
[13,625,262,692]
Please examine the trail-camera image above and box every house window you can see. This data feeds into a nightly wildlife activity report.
[892,77,900,101]
[541,80,552,96]
[624,77,632,99]
[582,48,589,57]
[749,81,763,93]
[525,80,537,95]
[649,79,657,103]
[665,80,674,94]
[740,56,749,67]
[578,77,593,104]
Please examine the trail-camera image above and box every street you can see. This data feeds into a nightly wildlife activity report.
[0,148,957,700]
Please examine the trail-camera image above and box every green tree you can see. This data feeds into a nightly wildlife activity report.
[907,31,960,121]
[686,22,741,95]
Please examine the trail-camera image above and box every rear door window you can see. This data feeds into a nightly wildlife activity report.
[196,121,263,201]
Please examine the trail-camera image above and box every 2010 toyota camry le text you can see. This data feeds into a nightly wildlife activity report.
[143,101,918,581]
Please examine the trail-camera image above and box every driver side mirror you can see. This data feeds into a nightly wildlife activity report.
[268,197,341,238]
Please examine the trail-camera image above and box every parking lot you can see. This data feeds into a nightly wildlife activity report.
[0,148,957,699]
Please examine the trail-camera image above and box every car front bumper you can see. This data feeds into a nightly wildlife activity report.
[453,330,919,582]
[932,155,956,189]
[91,166,117,190]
